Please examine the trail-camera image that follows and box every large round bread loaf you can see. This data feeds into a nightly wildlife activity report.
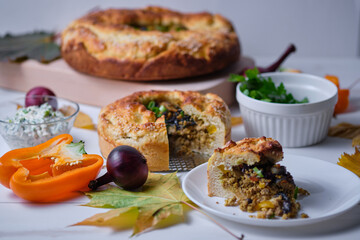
[61,6,240,81]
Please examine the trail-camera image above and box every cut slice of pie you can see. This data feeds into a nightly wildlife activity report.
[208,137,307,219]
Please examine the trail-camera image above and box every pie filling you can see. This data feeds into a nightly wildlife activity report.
[146,100,214,161]
[220,163,309,219]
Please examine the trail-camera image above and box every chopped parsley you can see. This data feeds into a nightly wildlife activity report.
[146,100,167,118]
[294,186,299,199]
[229,68,309,104]
[253,167,264,178]
[129,23,187,32]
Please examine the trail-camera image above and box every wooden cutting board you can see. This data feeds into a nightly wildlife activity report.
[0,57,254,107]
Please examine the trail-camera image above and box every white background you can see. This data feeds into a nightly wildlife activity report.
[0,0,359,58]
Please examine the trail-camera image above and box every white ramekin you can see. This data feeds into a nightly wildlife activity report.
[236,72,338,147]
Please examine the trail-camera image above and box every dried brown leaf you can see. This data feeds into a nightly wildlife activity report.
[353,135,360,148]
[328,122,360,139]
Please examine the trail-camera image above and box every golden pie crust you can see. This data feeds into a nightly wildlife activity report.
[61,6,240,81]
[97,90,231,171]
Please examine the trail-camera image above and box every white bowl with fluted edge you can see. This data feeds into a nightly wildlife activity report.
[236,72,338,147]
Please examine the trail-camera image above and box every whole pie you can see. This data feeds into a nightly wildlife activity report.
[61,6,240,80]
[208,137,309,219]
[97,90,231,171]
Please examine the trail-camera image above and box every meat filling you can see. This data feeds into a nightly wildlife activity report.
[145,100,214,161]
[221,163,308,219]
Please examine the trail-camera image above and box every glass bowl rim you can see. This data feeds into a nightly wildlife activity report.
[0,95,80,126]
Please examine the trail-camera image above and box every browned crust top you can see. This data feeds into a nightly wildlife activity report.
[97,90,231,147]
[61,6,240,80]
[77,6,235,31]
[216,137,284,163]
[99,90,230,128]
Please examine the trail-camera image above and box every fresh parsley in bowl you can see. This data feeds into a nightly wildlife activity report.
[234,70,338,147]
[229,68,309,104]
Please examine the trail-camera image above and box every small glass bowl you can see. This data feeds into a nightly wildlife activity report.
[0,95,79,149]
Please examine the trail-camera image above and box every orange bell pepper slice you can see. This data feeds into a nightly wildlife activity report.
[324,75,340,89]
[0,134,103,202]
[334,88,350,114]
[324,75,349,114]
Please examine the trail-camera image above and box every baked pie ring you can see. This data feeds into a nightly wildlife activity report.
[97,90,231,171]
[61,6,240,81]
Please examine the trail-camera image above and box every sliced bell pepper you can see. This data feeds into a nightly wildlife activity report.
[0,134,103,202]
[334,88,350,114]
[324,74,340,88]
[324,75,349,114]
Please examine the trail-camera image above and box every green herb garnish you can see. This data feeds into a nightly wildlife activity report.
[175,24,187,31]
[147,100,156,109]
[159,105,167,113]
[44,110,51,117]
[229,68,309,104]
[294,186,299,199]
[146,100,167,118]
[130,23,187,32]
[253,167,264,178]
[154,25,170,32]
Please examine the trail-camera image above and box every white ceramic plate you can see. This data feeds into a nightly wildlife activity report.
[182,154,360,227]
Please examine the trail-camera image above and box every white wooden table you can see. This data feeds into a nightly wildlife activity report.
[0,57,359,240]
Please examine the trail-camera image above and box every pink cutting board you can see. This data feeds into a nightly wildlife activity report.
[0,57,253,107]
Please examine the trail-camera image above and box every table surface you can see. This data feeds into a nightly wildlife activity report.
[0,57,359,240]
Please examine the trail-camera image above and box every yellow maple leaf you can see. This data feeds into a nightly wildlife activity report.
[74,173,244,239]
[74,207,138,230]
[337,148,360,177]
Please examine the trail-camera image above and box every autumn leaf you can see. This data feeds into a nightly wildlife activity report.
[74,207,139,230]
[337,148,360,177]
[75,172,244,239]
[352,135,360,148]
[60,106,95,130]
[0,31,60,63]
[328,122,360,139]
[75,172,191,236]
[231,116,243,126]
[74,112,96,130]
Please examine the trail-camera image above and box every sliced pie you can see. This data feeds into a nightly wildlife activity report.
[208,137,308,219]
